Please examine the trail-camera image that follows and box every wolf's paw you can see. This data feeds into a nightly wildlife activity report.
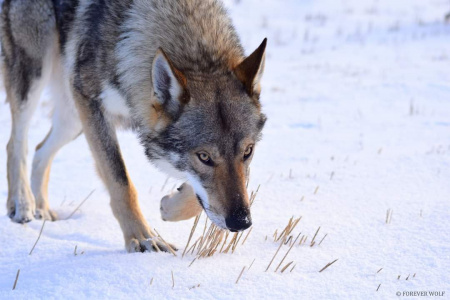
[127,237,178,253]
[35,208,57,221]
[8,189,36,223]
[160,183,202,222]
[8,206,34,224]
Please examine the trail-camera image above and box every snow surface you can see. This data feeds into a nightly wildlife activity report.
[1,0,450,299]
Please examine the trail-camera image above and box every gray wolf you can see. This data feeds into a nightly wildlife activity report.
[1,0,267,252]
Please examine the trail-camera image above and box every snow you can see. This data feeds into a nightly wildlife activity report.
[1,0,450,298]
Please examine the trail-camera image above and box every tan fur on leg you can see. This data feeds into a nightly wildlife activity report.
[160,183,202,222]
[73,91,175,252]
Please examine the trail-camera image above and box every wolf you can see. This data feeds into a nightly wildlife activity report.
[1,0,267,253]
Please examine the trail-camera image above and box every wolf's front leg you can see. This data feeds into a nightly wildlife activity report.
[160,183,202,222]
[74,93,175,253]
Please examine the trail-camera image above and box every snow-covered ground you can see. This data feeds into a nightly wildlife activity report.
[1,0,450,298]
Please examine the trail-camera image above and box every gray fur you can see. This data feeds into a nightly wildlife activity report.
[1,0,267,248]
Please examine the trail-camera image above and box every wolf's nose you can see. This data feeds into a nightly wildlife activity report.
[225,215,252,232]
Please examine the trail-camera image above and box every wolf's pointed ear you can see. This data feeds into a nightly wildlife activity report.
[234,38,267,96]
[152,49,189,117]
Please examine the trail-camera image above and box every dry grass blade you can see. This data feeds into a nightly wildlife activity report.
[65,189,95,220]
[318,234,328,246]
[265,236,286,272]
[377,268,383,273]
[281,261,294,273]
[171,271,175,289]
[150,277,153,285]
[200,230,222,257]
[154,228,177,256]
[204,232,220,257]
[276,217,292,242]
[223,233,238,254]
[298,235,305,246]
[310,226,321,246]
[187,239,199,255]
[232,231,245,253]
[183,214,201,258]
[60,195,67,207]
[284,236,292,245]
[277,217,301,242]
[319,259,338,273]
[266,173,274,184]
[248,258,256,271]
[188,258,197,267]
[190,238,201,255]
[376,283,381,291]
[314,186,319,194]
[74,245,77,256]
[290,264,296,273]
[250,184,261,207]
[275,232,301,272]
[386,209,393,224]
[242,227,253,245]
[151,239,161,252]
[29,220,47,255]
[12,269,20,290]
[236,266,246,284]
[197,226,220,257]
[219,231,229,253]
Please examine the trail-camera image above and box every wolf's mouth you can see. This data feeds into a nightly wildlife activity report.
[195,194,228,229]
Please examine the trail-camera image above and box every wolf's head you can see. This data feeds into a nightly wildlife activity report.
[142,39,267,231]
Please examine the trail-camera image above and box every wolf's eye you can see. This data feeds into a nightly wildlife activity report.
[197,152,214,166]
[244,146,253,160]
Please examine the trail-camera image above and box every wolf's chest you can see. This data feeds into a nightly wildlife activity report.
[100,85,132,120]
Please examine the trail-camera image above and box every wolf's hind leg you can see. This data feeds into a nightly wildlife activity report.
[160,183,202,222]
[31,100,82,221]
[5,88,41,223]
[2,0,57,223]
[3,40,53,223]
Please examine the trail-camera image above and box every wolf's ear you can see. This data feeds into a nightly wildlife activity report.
[152,49,189,116]
[234,38,267,96]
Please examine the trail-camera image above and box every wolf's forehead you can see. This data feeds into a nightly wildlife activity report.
[179,100,261,150]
